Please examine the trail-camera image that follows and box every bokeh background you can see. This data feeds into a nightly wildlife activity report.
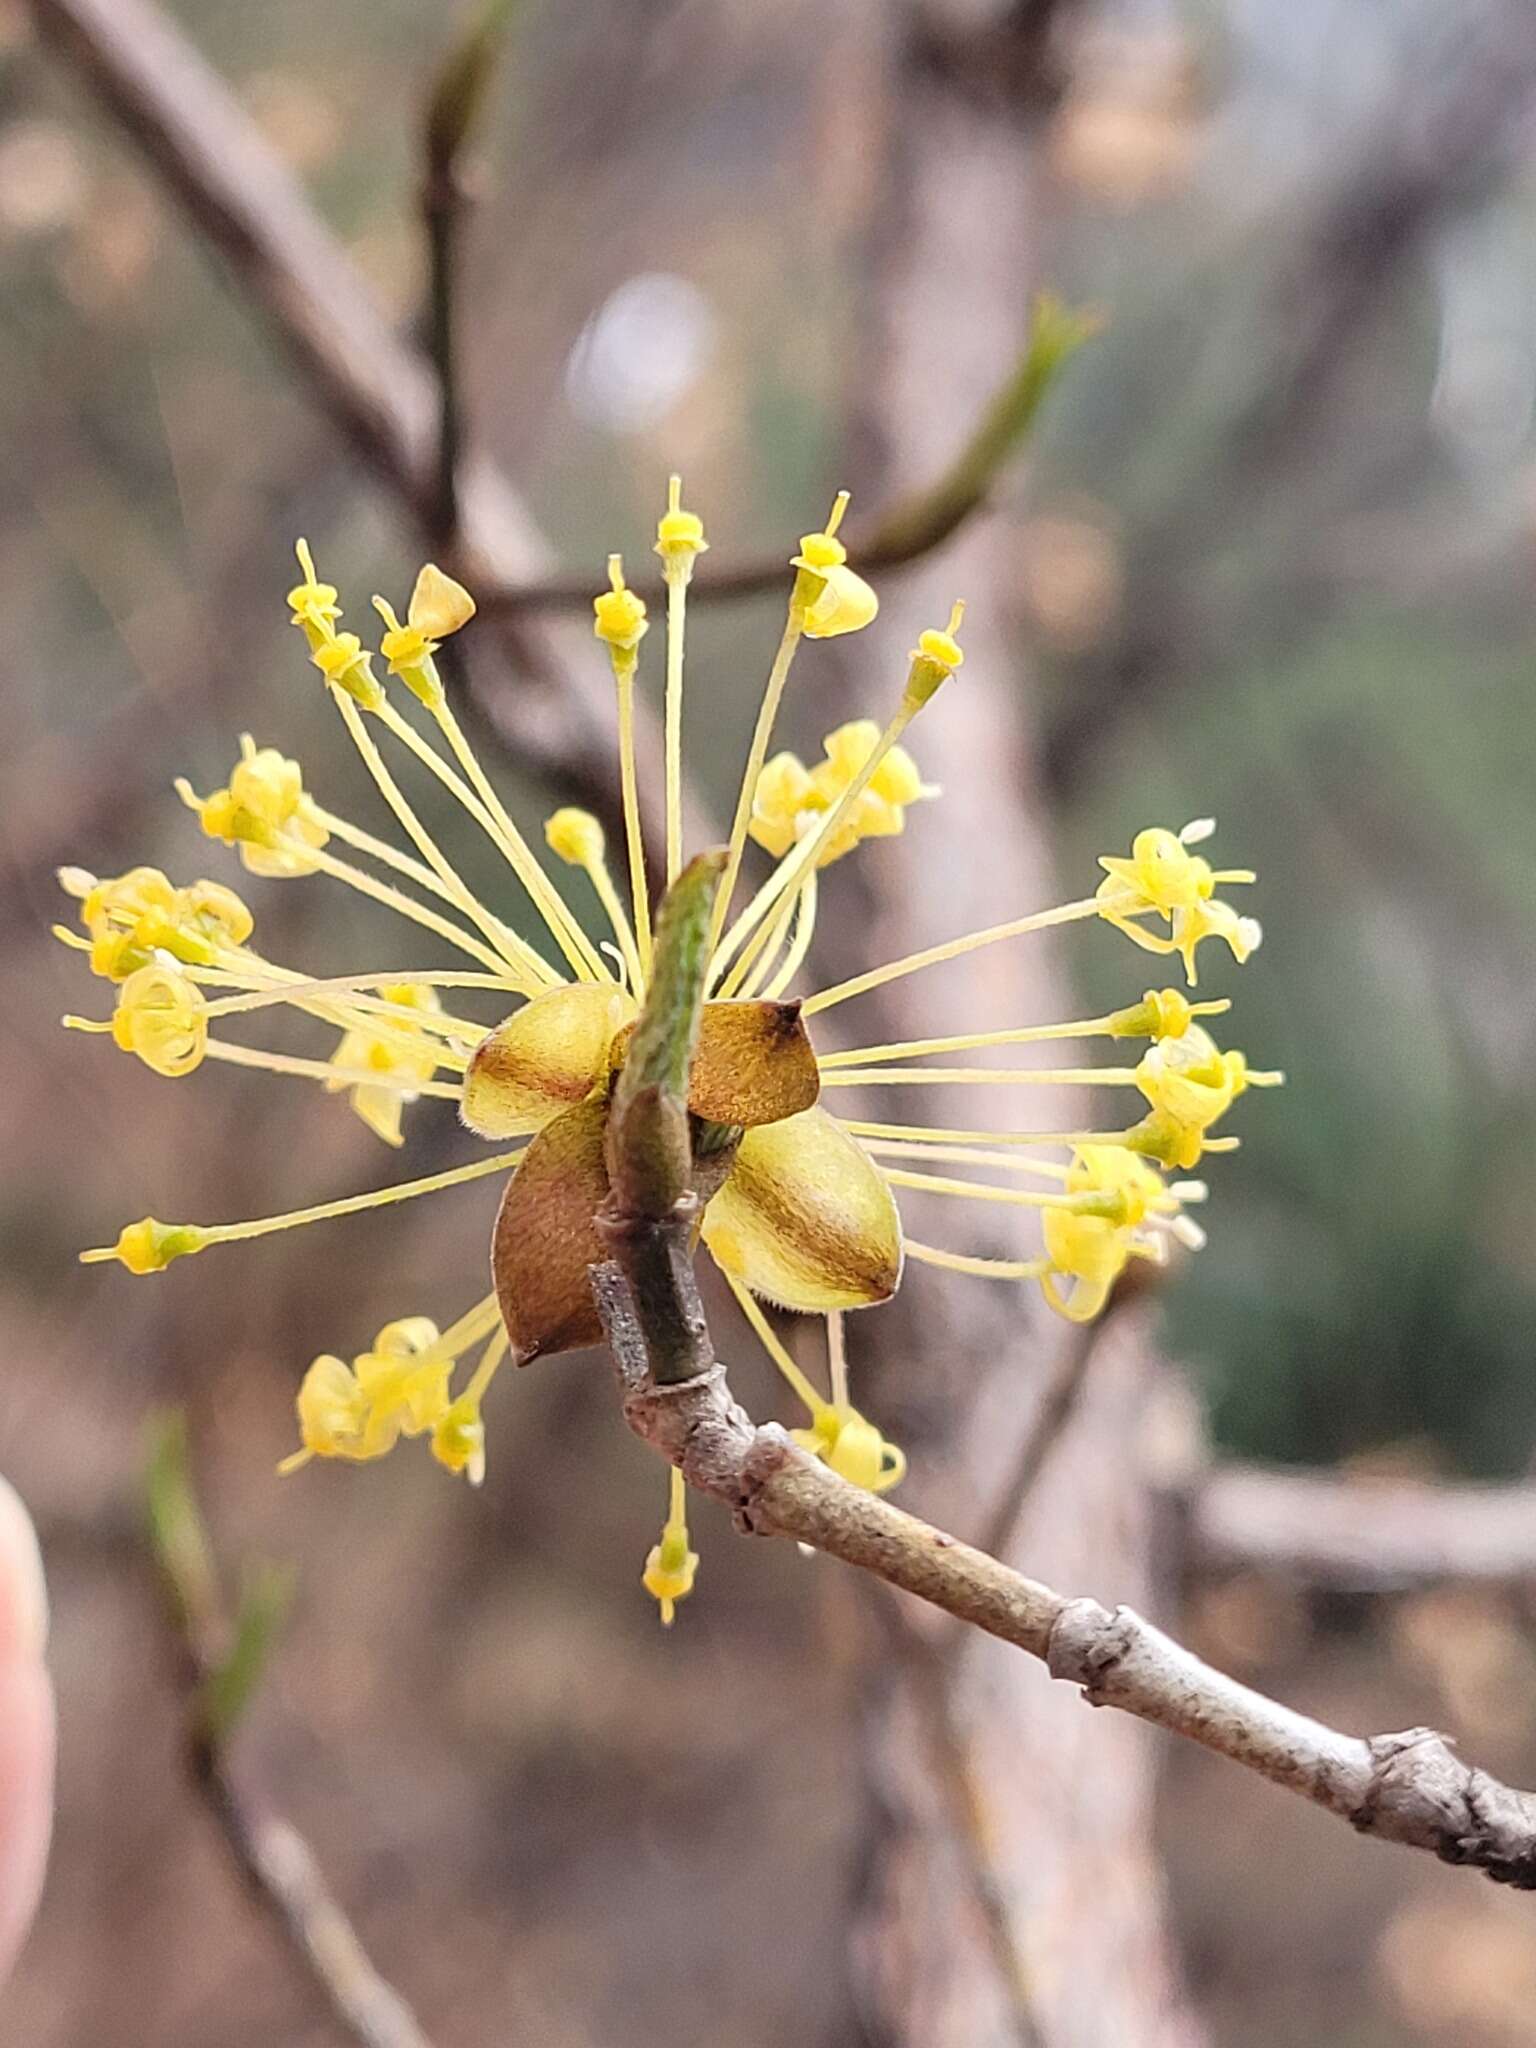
[3,0,1536,2043]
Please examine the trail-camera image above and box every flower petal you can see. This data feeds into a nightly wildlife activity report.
[491,1095,612,1362]
[701,1105,901,1311]
[462,983,636,1138]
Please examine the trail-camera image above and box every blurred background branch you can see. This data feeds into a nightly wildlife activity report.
[145,1414,433,2048]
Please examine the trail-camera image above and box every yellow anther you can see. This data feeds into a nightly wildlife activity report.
[287,537,341,644]
[544,807,606,870]
[189,736,330,878]
[654,474,708,564]
[81,1217,207,1274]
[110,963,207,1077]
[792,1403,906,1494]
[593,554,650,653]
[310,631,384,712]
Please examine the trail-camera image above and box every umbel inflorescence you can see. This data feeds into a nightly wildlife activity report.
[61,480,1279,1623]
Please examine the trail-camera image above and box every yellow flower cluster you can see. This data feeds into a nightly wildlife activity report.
[62,475,1283,1632]
[750,720,934,864]
[283,1306,504,1486]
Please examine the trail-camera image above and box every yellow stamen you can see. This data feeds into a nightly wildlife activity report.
[710,611,805,951]
[201,1039,464,1097]
[722,1271,829,1420]
[818,1015,1129,1068]
[836,1118,1128,1148]
[878,1165,1098,1212]
[800,897,1110,1017]
[819,1065,1141,1089]
[81,1146,527,1266]
[761,874,819,1000]
[411,691,614,985]
[331,690,549,981]
[904,1240,1048,1281]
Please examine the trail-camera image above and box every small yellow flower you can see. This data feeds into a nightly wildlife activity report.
[432,1395,487,1486]
[326,982,445,1147]
[63,864,254,979]
[642,1469,699,1627]
[287,537,341,644]
[190,735,330,878]
[789,490,878,640]
[792,1403,906,1493]
[110,963,208,1077]
[592,554,649,656]
[1126,1023,1283,1170]
[373,563,476,704]
[654,473,707,569]
[1096,819,1260,984]
[749,721,933,864]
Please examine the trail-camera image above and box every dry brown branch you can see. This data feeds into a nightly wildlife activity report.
[1189,1463,1536,1593]
[28,0,660,838]
[145,1419,434,2048]
[603,1307,1536,1888]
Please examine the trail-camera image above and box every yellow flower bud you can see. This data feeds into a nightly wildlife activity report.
[85,1217,207,1274]
[407,562,476,640]
[111,964,207,1077]
[544,807,605,870]
[1107,987,1235,1040]
[190,738,330,879]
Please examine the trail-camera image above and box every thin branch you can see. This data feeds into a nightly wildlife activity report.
[485,297,1101,614]
[601,1322,1536,1888]
[144,1417,436,2048]
[422,0,520,552]
[1189,1462,1536,1593]
[28,0,663,840]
